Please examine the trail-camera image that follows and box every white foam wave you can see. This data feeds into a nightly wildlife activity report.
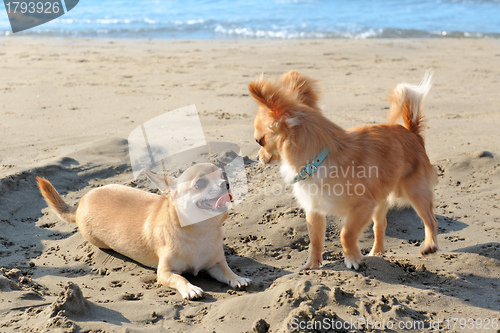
[214,25,385,39]
[58,18,206,26]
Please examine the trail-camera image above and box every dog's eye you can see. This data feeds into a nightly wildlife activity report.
[256,137,265,147]
[194,178,208,190]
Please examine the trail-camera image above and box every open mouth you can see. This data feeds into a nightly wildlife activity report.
[196,193,232,211]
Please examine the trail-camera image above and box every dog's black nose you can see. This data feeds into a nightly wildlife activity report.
[256,154,260,161]
[221,180,230,191]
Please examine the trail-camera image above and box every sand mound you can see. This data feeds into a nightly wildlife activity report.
[48,282,89,318]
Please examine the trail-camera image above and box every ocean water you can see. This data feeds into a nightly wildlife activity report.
[1,0,500,39]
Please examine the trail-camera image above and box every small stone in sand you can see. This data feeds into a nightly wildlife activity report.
[478,151,494,158]
[253,318,270,333]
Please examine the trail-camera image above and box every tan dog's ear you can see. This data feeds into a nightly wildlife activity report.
[248,80,268,107]
[248,79,298,121]
[145,170,176,193]
[280,70,320,109]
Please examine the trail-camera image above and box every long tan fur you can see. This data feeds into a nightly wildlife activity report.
[250,71,438,271]
[387,70,433,140]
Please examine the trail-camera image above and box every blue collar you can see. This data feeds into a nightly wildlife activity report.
[291,148,330,184]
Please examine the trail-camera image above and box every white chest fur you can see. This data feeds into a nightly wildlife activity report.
[281,162,346,216]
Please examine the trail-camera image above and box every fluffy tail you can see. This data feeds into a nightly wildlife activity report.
[388,70,433,140]
[36,177,77,223]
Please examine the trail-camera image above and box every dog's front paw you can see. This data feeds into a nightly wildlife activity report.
[228,276,252,289]
[420,242,438,255]
[298,259,321,272]
[180,284,204,300]
[368,247,385,257]
[344,253,363,270]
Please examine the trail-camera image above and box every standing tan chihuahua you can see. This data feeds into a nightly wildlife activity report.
[37,163,251,299]
[250,70,438,271]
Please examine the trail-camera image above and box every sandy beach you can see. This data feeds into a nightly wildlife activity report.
[0,37,499,332]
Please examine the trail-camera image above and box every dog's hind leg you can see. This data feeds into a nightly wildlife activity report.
[369,199,390,256]
[299,212,326,271]
[405,187,438,255]
[401,169,438,255]
[341,201,376,270]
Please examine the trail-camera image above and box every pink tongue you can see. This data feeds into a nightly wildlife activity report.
[216,193,232,209]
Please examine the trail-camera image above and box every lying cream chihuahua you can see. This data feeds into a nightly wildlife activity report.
[37,163,251,300]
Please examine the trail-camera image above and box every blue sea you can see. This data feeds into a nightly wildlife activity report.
[1,0,500,39]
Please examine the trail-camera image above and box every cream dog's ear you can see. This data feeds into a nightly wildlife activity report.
[145,170,176,193]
